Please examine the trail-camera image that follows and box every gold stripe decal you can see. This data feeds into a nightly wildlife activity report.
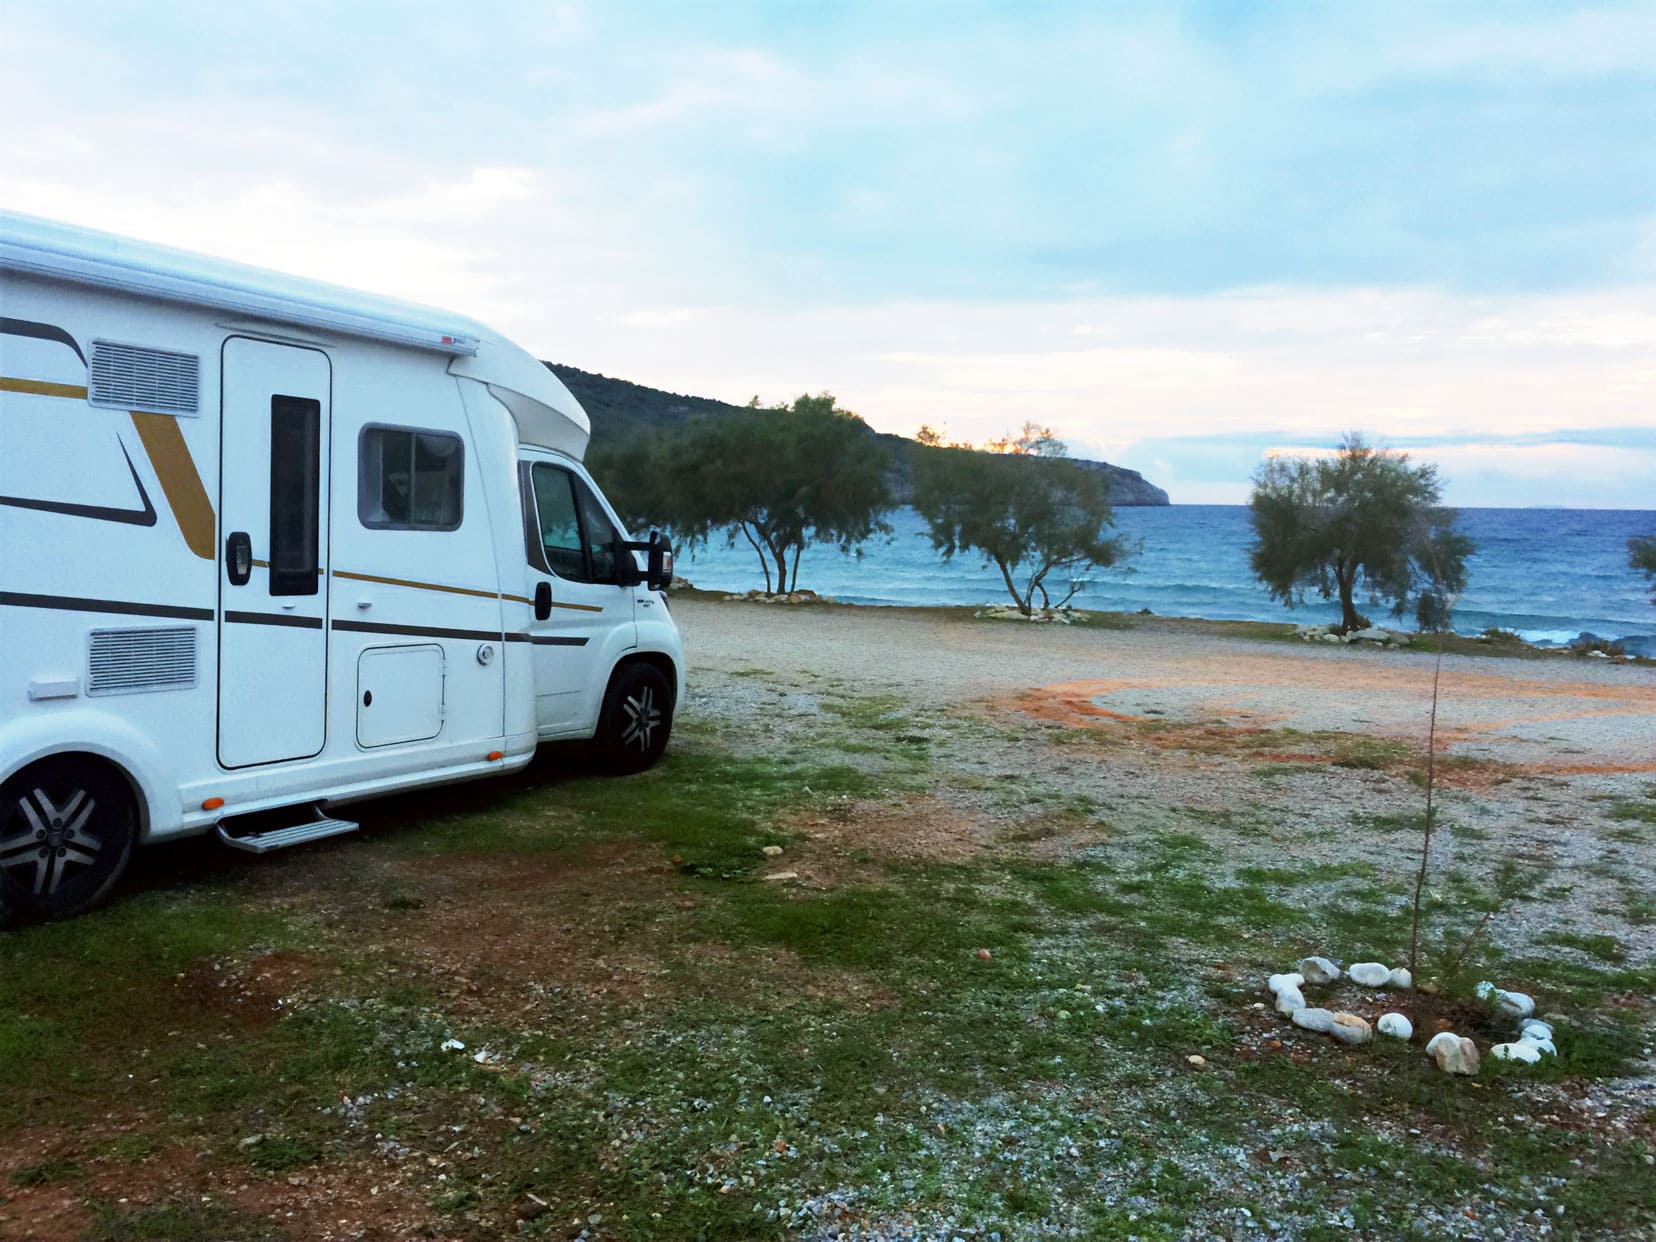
[330,570,600,612]
[0,377,89,399]
[130,412,217,561]
[334,569,504,600]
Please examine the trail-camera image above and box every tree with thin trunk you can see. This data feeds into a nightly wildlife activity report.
[1631,535,1656,604]
[912,433,1127,616]
[1249,434,1472,634]
[591,393,891,594]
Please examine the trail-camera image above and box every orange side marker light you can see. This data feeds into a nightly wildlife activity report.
[487,751,504,761]
[202,797,225,811]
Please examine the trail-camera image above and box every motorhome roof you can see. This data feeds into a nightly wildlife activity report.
[0,211,490,356]
[0,211,591,457]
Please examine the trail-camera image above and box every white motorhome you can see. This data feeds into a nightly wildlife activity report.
[0,213,683,921]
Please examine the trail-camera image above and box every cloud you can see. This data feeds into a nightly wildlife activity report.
[5,0,1653,512]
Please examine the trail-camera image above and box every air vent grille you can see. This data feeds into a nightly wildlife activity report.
[88,626,198,695]
[88,339,200,416]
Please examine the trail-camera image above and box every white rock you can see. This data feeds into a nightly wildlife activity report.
[1292,1007,1335,1033]
[1298,956,1341,985]
[1386,967,1413,990]
[1494,990,1536,1019]
[1268,972,1305,995]
[1520,1019,1554,1042]
[1275,985,1307,1016]
[1474,980,1498,1000]
[1350,626,1390,642]
[440,1038,465,1053]
[1520,1036,1557,1057]
[1491,1041,1542,1064]
[1377,1013,1413,1040]
[1427,1032,1481,1075]
[1329,1013,1373,1046]
[1349,962,1391,988]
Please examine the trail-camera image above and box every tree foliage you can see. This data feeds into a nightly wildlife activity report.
[1632,535,1656,605]
[983,420,1067,458]
[911,434,1126,616]
[588,392,892,594]
[1249,434,1473,634]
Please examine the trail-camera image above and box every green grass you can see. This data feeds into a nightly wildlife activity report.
[10,1155,81,1187]
[1540,930,1627,963]
[88,1201,288,1242]
[3,697,1652,1241]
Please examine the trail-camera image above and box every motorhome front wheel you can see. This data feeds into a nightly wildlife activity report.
[596,664,674,774]
[0,755,137,924]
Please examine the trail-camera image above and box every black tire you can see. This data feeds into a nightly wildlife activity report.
[595,663,674,774]
[0,755,137,924]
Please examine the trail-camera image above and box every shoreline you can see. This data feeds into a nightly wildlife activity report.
[673,585,1656,665]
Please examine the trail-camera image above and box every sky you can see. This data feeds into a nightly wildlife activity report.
[3,0,1653,507]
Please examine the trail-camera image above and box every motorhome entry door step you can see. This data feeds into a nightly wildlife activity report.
[217,807,359,854]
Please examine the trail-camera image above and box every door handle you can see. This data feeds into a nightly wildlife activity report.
[534,581,552,621]
[225,531,253,586]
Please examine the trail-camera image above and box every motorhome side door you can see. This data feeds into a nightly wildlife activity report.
[521,459,635,733]
[217,337,331,767]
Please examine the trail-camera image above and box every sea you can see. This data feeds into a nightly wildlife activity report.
[671,505,1656,657]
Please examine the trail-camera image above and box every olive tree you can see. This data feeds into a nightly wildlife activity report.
[1249,434,1472,634]
[590,393,892,594]
[912,434,1127,616]
[1631,535,1656,604]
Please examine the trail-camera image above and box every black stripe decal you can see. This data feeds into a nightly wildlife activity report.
[531,635,590,646]
[0,591,212,621]
[225,610,324,630]
[0,318,86,365]
[0,441,158,527]
[332,619,506,643]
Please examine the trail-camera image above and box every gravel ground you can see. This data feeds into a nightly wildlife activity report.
[673,598,1656,769]
[665,597,1656,1240]
[673,594,1656,977]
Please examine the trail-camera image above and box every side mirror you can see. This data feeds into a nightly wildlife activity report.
[611,539,644,588]
[646,531,673,593]
[534,581,552,621]
[620,531,673,592]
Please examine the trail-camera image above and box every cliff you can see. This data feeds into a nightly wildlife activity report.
[549,362,1171,507]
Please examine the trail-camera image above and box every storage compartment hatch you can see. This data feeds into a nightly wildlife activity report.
[356,644,445,747]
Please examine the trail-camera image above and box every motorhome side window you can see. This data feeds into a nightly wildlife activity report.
[575,477,622,582]
[270,396,321,595]
[530,463,622,584]
[358,426,464,530]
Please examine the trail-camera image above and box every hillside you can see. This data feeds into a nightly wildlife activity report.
[548,362,1171,506]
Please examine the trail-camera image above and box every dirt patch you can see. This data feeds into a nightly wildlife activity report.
[388,842,681,1019]
[0,1124,199,1242]
[999,810,1115,859]
[0,1127,95,1242]
[691,942,900,1011]
[995,674,1656,781]
[227,1150,463,1242]
[783,794,995,870]
[172,950,334,1033]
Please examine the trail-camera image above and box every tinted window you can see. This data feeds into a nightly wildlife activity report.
[530,463,628,584]
[531,463,587,579]
[576,478,622,582]
[269,395,320,596]
[359,427,463,530]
